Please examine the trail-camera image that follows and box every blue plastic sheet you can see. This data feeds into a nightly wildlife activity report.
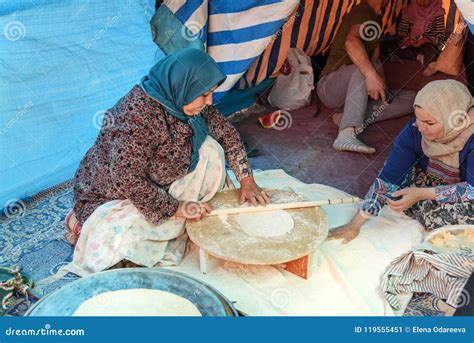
[0,0,162,209]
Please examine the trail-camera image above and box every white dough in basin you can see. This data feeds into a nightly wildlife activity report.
[235,210,294,238]
[73,289,201,316]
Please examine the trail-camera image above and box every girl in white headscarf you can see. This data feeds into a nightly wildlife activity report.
[329,79,473,243]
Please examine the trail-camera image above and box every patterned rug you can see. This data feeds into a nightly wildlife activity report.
[0,185,444,316]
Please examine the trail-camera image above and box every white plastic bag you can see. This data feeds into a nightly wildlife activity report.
[267,48,314,110]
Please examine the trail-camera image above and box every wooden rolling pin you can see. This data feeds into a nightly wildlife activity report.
[207,196,361,216]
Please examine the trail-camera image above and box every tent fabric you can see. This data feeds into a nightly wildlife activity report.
[0,0,161,210]
[454,0,474,33]
[242,0,463,89]
[150,0,299,102]
[151,4,205,53]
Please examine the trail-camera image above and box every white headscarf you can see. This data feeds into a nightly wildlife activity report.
[414,80,473,167]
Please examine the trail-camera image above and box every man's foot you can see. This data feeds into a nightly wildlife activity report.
[423,62,437,76]
[332,112,342,127]
[333,128,376,154]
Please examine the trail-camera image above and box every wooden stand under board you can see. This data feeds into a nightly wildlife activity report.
[282,255,313,279]
[187,189,329,280]
[198,247,314,279]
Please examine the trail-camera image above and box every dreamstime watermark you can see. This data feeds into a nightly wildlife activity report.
[182,201,205,218]
[83,12,122,49]
[353,102,390,136]
[4,21,26,41]
[266,11,301,48]
[439,21,467,50]
[181,20,205,42]
[3,198,27,219]
[92,109,115,130]
[359,20,381,42]
[455,289,471,308]
[271,288,292,308]
[272,110,293,130]
[0,101,33,136]
[89,287,113,307]
[448,110,471,131]
[4,323,85,337]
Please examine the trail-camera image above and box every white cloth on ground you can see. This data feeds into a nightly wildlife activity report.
[161,169,425,316]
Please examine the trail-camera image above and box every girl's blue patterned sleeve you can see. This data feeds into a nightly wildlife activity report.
[360,120,422,217]
[436,149,474,203]
[435,182,474,203]
[360,178,400,217]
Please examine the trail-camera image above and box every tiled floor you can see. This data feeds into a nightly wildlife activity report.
[234,60,466,197]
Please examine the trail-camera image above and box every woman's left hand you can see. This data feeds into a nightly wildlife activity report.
[239,176,270,206]
[387,187,435,212]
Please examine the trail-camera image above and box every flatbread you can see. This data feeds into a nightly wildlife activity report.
[73,289,201,316]
[235,210,294,238]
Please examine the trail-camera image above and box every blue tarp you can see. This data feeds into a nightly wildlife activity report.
[0,0,162,209]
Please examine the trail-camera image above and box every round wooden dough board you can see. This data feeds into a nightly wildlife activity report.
[186,189,329,265]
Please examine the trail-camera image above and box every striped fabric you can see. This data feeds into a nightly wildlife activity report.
[382,247,473,310]
[152,0,299,101]
[398,15,446,46]
[151,0,463,107]
[427,159,462,184]
[241,0,405,88]
[241,0,463,89]
[443,0,464,35]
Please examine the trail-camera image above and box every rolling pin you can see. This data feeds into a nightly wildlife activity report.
[206,196,361,216]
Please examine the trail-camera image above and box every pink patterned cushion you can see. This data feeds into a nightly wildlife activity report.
[64,209,81,246]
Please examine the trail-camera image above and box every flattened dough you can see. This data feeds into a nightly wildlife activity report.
[73,289,201,316]
[235,210,294,238]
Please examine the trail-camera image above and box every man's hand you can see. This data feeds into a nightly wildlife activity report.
[345,25,386,103]
[175,201,213,220]
[365,72,386,102]
[239,176,270,206]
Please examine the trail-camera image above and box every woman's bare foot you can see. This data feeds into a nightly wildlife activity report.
[423,62,437,76]
[416,53,425,64]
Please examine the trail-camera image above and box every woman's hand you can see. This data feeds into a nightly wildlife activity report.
[175,201,213,220]
[387,187,436,212]
[327,212,367,244]
[411,38,430,48]
[239,176,270,206]
[401,36,412,48]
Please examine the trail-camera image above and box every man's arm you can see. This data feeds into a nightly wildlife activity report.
[345,24,386,102]
[371,45,388,88]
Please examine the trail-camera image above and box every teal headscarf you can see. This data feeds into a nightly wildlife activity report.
[140,48,226,172]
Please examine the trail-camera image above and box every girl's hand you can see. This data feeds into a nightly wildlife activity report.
[175,201,213,220]
[387,187,435,212]
[239,176,270,206]
[327,212,367,244]
[327,223,361,244]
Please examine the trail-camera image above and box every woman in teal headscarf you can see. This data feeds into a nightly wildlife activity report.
[68,49,268,273]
